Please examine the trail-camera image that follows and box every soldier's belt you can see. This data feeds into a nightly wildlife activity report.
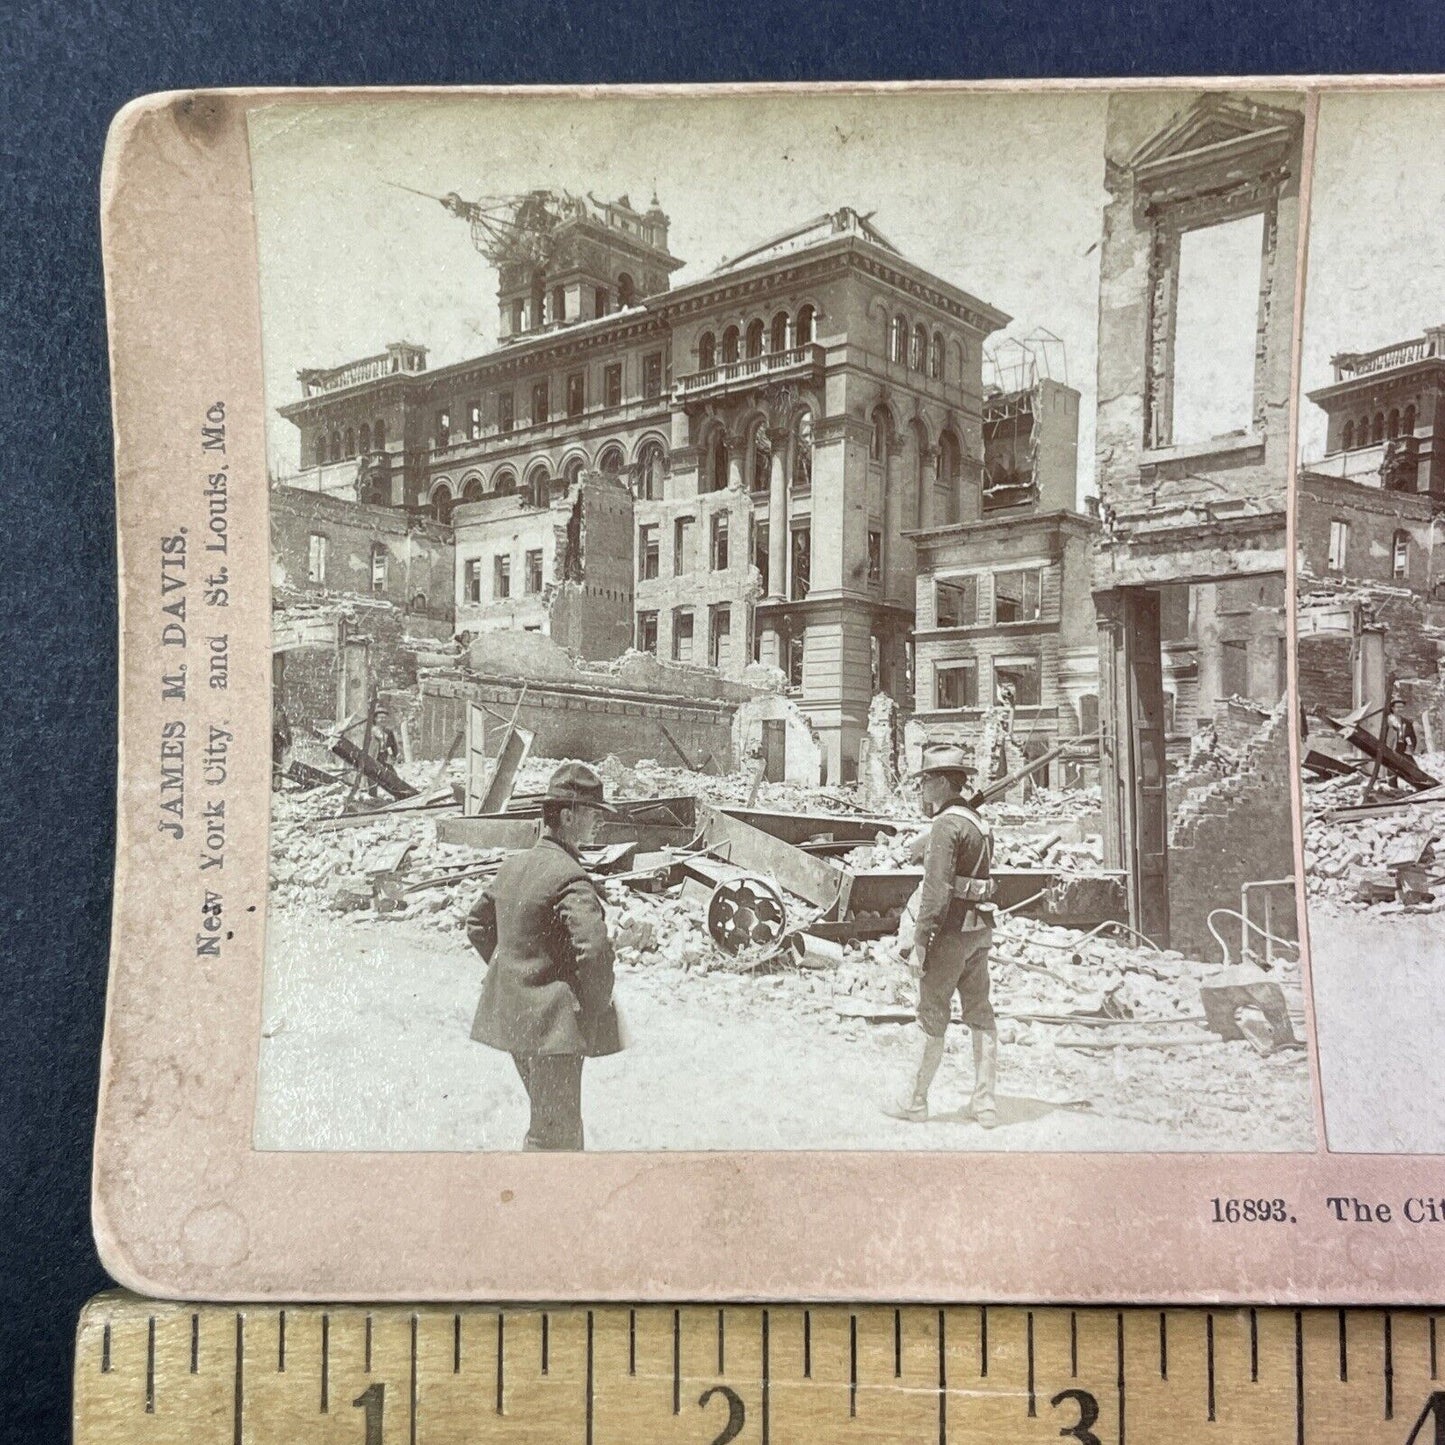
[951,877,995,903]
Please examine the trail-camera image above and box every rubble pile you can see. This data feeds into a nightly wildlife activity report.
[1303,778,1445,910]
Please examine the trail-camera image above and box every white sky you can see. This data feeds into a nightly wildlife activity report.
[247,90,1109,502]
[1300,90,1445,461]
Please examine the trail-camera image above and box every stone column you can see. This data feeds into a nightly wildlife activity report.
[727,442,746,493]
[767,428,789,599]
[918,444,940,531]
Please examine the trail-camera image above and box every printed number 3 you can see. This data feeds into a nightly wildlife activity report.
[1050,1387,1102,1445]
[353,1382,384,1444]
[699,1384,746,1445]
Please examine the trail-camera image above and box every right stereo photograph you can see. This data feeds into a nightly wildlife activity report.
[1297,87,1445,1153]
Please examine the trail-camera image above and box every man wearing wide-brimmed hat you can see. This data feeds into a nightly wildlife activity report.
[884,742,1000,1128]
[465,762,624,1150]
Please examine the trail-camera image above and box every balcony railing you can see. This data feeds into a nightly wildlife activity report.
[675,343,824,401]
[1333,334,1443,381]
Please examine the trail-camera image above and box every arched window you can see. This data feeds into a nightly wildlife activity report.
[910,324,927,372]
[315,434,328,468]
[329,431,341,463]
[792,410,813,492]
[1394,529,1411,580]
[492,469,517,497]
[525,464,551,508]
[430,484,453,524]
[698,331,716,371]
[749,423,771,492]
[412,593,428,613]
[1342,420,1354,452]
[637,440,667,501]
[359,423,371,454]
[771,311,789,353]
[1357,415,1370,449]
[745,319,765,360]
[462,476,484,502]
[374,418,386,451]
[936,429,962,525]
[598,444,625,477]
[870,406,890,463]
[344,428,356,458]
[1405,404,1418,436]
[796,305,815,345]
[931,331,945,380]
[1389,408,1401,439]
[889,314,906,364]
[721,326,740,365]
[617,273,636,307]
[562,456,585,491]
[1373,412,1386,445]
[708,429,730,493]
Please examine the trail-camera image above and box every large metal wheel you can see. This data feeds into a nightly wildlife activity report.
[706,874,788,954]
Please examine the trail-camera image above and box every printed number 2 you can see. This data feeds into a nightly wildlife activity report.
[698,1384,746,1444]
[1050,1387,1102,1445]
[1405,1391,1445,1445]
[353,1382,384,1444]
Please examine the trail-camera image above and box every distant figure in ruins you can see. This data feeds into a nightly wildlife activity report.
[465,763,624,1150]
[1385,698,1419,756]
[884,744,1000,1129]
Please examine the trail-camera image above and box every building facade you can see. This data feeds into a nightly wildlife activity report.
[278,198,1009,779]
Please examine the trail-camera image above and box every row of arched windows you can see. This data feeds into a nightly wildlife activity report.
[1341,404,1417,451]
[317,419,386,467]
[425,437,670,522]
[700,410,813,494]
[888,315,946,380]
[868,404,966,526]
[697,306,817,372]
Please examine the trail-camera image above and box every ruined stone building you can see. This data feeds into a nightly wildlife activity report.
[1297,328,1445,720]
[910,375,1100,773]
[277,194,1009,781]
[1092,91,1304,954]
[270,485,455,732]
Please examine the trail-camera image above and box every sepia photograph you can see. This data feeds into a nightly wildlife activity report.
[251,87,1315,1154]
[1294,88,1445,1154]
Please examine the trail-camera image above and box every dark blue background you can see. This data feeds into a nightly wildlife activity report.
[4,1,1443,1437]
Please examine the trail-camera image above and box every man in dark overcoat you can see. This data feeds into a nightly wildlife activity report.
[466,762,623,1150]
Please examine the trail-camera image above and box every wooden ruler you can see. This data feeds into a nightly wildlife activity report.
[74,1292,1445,1442]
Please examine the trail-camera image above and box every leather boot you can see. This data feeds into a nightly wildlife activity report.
[969,1027,999,1128]
[882,1031,946,1123]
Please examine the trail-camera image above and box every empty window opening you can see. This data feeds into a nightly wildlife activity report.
[637,611,658,653]
[711,513,729,571]
[493,554,511,599]
[498,392,514,434]
[463,558,482,604]
[369,544,388,594]
[530,380,548,426]
[642,351,664,400]
[993,568,1041,624]
[566,372,585,418]
[674,516,695,576]
[709,605,731,668]
[698,332,716,371]
[868,531,882,587]
[995,656,1041,707]
[787,634,805,691]
[935,660,978,710]
[1394,529,1410,580]
[672,610,695,664]
[307,532,328,585]
[935,575,978,628]
[525,548,544,594]
[790,525,811,600]
[639,525,659,581]
[1328,519,1348,573]
[604,364,623,410]
[1169,212,1264,447]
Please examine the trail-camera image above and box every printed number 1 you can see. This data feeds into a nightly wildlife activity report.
[1050,1387,1102,1445]
[1404,1391,1445,1445]
[353,1382,384,1444]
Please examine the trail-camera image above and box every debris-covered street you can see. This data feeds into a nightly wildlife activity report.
[257,748,1314,1152]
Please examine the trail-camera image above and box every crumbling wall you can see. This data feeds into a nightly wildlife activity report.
[1167,704,1296,960]
[732,693,825,788]
[547,476,636,659]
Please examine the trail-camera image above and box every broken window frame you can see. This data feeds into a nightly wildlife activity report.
[1393,528,1410,580]
[934,659,979,710]
[638,524,659,581]
[672,608,695,664]
[603,364,623,410]
[642,351,664,400]
[786,633,805,692]
[992,567,1042,625]
[708,604,731,668]
[993,654,1042,708]
[565,371,585,419]
[493,553,512,600]
[1327,519,1348,573]
[467,401,482,441]
[673,515,695,577]
[463,557,482,604]
[530,379,549,427]
[636,610,658,654]
[710,512,729,571]
[306,532,328,585]
[524,548,544,595]
[369,543,388,595]
[934,574,978,628]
